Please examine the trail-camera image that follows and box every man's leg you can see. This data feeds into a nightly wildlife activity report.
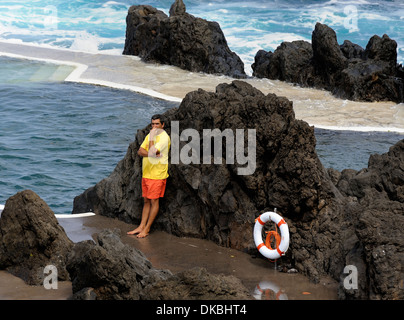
[137,198,159,238]
[127,197,151,235]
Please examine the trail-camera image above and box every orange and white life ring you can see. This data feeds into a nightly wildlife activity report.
[253,211,290,260]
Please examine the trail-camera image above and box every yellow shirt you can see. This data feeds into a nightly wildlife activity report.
[140,130,171,179]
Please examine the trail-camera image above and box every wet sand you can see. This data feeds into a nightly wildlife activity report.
[0,271,72,300]
[0,214,338,300]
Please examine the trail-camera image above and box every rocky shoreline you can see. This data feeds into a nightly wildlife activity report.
[0,190,253,300]
[72,80,404,300]
[123,1,403,103]
[252,23,404,103]
[0,207,339,300]
[1,82,402,300]
[1,0,403,300]
[123,0,246,78]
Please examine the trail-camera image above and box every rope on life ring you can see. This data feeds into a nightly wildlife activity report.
[253,211,290,260]
[265,230,281,251]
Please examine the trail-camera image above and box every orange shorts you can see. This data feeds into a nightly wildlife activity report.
[142,178,167,199]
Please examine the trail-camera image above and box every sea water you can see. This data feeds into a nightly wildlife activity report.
[0,0,403,213]
[0,0,403,72]
[0,57,402,213]
[0,57,178,213]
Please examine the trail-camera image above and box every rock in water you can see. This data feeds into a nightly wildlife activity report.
[169,0,186,16]
[312,22,348,80]
[252,41,315,85]
[123,2,246,78]
[252,23,404,103]
[0,190,73,285]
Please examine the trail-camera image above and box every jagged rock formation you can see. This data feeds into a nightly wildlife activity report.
[73,80,404,299]
[73,80,335,250]
[67,229,251,300]
[0,190,73,285]
[0,191,251,300]
[123,1,246,78]
[252,23,404,103]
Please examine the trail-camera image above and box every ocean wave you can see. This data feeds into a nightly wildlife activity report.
[0,0,402,68]
[0,0,128,54]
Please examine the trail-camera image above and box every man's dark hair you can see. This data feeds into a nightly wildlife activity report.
[151,114,166,126]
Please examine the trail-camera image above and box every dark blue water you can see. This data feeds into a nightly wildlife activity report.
[314,129,403,171]
[0,58,178,213]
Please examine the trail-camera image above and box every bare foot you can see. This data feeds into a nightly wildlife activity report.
[136,230,149,238]
[127,226,143,235]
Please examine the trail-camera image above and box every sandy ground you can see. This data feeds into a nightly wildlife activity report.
[0,214,338,300]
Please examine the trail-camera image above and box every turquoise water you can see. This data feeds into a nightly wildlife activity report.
[0,58,402,214]
[0,0,403,72]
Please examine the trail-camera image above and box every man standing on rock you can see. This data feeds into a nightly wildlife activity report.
[127,114,171,238]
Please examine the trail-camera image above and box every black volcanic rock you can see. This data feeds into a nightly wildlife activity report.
[67,228,158,300]
[0,190,73,285]
[253,41,315,86]
[123,1,246,78]
[252,23,404,103]
[312,22,348,84]
[73,80,336,250]
[330,140,404,299]
[73,80,404,299]
[67,229,251,300]
[169,0,186,16]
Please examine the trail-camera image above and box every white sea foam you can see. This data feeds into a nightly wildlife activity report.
[0,43,182,102]
[55,212,95,218]
[225,31,311,75]
[0,204,95,218]
[0,41,403,133]
[69,31,103,53]
[313,125,404,133]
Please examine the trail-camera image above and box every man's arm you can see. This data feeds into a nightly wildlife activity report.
[138,129,162,158]
[137,147,149,157]
[138,144,160,158]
